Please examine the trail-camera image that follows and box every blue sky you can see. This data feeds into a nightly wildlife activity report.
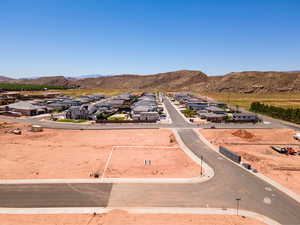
[0,0,299,78]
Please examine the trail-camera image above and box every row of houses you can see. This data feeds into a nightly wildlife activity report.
[0,94,105,117]
[174,93,259,123]
[65,94,133,120]
[131,93,160,121]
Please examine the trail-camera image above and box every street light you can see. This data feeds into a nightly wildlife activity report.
[236,198,241,216]
[200,156,203,176]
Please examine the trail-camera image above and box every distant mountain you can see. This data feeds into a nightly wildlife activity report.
[284,71,300,73]
[1,70,300,93]
[0,76,15,82]
[207,71,300,93]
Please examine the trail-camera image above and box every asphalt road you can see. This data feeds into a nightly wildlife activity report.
[0,97,300,224]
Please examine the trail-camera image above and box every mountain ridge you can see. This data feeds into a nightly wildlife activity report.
[1,70,300,93]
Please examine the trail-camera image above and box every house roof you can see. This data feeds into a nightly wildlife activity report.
[104,99,125,105]
[6,101,46,110]
[232,113,257,117]
[205,106,224,111]
[133,105,154,112]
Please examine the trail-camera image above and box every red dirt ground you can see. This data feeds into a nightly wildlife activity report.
[199,128,300,195]
[0,210,266,225]
[105,147,201,178]
[0,120,200,179]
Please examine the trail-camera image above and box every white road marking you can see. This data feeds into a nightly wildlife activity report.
[264,197,272,204]
[265,187,272,192]
[101,147,114,181]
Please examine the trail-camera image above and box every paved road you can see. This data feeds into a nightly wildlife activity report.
[1,97,300,224]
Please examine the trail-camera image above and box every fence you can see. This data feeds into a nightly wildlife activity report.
[219,146,241,163]
[96,120,156,124]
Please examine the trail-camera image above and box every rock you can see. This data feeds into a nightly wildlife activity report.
[30,125,43,132]
[8,128,22,135]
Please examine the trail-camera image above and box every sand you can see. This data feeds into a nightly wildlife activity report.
[0,120,200,179]
[105,147,201,178]
[199,128,300,195]
[0,210,266,225]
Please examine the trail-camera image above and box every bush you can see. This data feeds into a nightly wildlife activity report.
[96,113,109,120]
[250,101,300,124]
[0,82,72,91]
[182,109,197,118]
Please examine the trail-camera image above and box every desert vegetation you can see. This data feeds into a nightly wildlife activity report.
[205,92,300,109]
[0,83,71,91]
[250,102,300,124]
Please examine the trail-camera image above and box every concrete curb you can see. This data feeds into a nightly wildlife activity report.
[194,128,300,204]
[172,128,215,181]
[160,99,172,124]
[0,207,280,225]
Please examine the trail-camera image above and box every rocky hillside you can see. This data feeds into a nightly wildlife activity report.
[16,76,71,86]
[0,76,14,82]
[207,71,300,93]
[71,70,208,91]
[1,70,300,93]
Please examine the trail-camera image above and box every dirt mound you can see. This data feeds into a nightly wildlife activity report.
[232,130,255,139]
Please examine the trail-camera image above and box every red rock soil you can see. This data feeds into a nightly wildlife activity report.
[199,128,300,195]
[0,210,266,225]
[0,120,200,179]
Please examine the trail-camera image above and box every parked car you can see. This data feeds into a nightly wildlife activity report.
[294,133,300,141]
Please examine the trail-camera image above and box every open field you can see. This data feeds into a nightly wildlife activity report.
[19,88,128,97]
[0,210,265,225]
[199,128,300,195]
[105,146,200,178]
[0,120,200,179]
[202,92,300,109]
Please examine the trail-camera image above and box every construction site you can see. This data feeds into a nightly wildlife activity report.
[198,128,300,195]
[0,120,201,180]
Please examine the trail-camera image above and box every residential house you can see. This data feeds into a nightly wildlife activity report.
[65,105,89,120]
[1,101,49,116]
[232,113,259,122]
[205,106,226,114]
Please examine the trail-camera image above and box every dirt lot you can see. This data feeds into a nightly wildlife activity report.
[105,146,200,178]
[0,210,265,225]
[199,128,300,195]
[0,120,200,179]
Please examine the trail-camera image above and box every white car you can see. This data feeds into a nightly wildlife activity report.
[294,133,300,141]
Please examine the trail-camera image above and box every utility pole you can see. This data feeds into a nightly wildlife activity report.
[236,198,241,216]
[200,156,203,176]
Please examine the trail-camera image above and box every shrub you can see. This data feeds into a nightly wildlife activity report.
[182,109,197,118]
[250,101,300,124]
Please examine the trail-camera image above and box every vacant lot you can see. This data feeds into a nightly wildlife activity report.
[199,128,300,195]
[0,120,200,179]
[0,210,265,225]
[106,146,200,178]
